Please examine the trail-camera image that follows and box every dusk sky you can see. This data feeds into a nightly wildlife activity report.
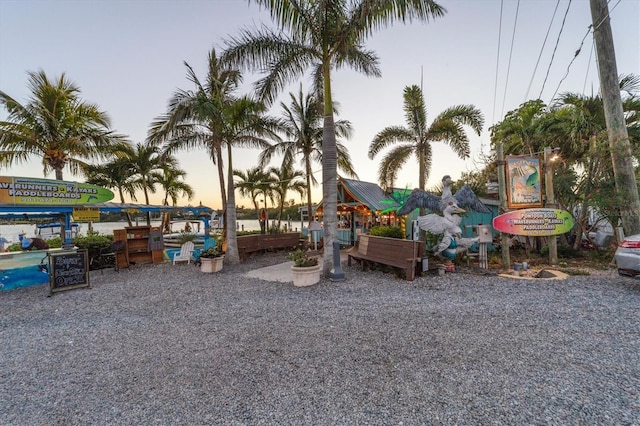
[1,0,638,210]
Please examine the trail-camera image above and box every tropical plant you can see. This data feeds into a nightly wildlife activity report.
[157,164,194,207]
[147,48,241,219]
[369,225,404,239]
[368,85,484,192]
[83,150,138,203]
[220,97,279,261]
[0,70,124,180]
[149,49,279,263]
[126,142,174,225]
[222,0,446,275]
[267,164,307,230]
[199,246,224,258]
[233,166,274,233]
[287,248,318,267]
[259,86,357,228]
[82,146,139,226]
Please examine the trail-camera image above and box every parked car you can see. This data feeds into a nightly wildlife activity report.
[615,233,640,278]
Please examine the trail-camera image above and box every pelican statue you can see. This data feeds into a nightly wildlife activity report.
[432,229,480,260]
[397,175,491,215]
[415,200,480,261]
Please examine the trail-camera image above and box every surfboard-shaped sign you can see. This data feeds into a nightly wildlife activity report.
[0,176,114,205]
[493,208,574,236]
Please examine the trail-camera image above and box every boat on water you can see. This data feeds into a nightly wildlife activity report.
[34,222,81,240]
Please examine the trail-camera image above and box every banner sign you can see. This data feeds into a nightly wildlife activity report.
[73,207,100,222]
[0,176,114,205]
[493,208,574,236]
[506,156,543,208]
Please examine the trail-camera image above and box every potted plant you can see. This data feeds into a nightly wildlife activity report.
[287,248,320,287]
[199,247,224,273]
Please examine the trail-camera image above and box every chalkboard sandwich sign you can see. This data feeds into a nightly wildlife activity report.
[48,250,90,295]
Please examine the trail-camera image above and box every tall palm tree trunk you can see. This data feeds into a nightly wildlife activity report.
[215,144,227,212]
[306,159,314,229]
[321,62,338,277]
[322,114,337,276]
[225,144,239,264]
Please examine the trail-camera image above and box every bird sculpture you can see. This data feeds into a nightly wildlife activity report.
[432,229,480,260]
[397,175,491,215]
[416,201,477,260]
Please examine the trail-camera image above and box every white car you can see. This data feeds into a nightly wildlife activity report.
[615,233,640,278]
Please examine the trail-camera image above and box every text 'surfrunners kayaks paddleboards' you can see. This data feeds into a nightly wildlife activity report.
[0,176,114,205]
[493,208,574,236]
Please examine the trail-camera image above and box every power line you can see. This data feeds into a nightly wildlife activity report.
[500,0,521,118]
[549,24,591,103]
[538,0,572,100]
[491,0,504,125]
[582,39,595,95]
[549,0,622,104]
[524,0,561,102]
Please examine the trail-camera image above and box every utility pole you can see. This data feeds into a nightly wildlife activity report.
[590,0,640,236]
[544,147,558,265]
[497,143,510,269]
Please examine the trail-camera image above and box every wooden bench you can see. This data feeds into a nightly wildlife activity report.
[347,234,425,281]
[237,232,302,260]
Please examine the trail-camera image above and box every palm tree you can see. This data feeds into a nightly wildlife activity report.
[267,164,307,230]
[259,86,357,228]
[83,154,139,227]
[157,164,194,207]
[222,0,446,275]
[219,96,278,262]
[83,156,138,204]
[147,49,241,216]
[0,70,124,180]
[120,142,171,225]
[234,166,274,233]
[490,99,549,156]
[156,164,194,233]
[368,85,484,192]
[543,76,640,245]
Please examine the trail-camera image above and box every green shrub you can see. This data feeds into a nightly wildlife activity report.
[287,248,319,267]
[8,237,62,251]
[177,231,198,243]
[369,226,404,239]
[73,233,114,252]
[45,237,62,248]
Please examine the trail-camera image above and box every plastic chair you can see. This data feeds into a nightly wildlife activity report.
[172,241,195,265]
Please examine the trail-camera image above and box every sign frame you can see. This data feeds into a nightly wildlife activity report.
[493,208,574,236]
[48,249,90,295]
[506,156,543,209]
[0,176,114,206]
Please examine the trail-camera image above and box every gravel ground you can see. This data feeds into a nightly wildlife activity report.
[1,253,639,425]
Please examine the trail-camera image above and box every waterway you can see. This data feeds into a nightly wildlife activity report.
[0,218,307,243]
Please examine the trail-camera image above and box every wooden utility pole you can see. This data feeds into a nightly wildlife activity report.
[497,143,510,269]
[590,0,640,236]
[544,147,558,265]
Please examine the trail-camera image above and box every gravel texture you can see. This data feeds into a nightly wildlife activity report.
[1,253,639,425]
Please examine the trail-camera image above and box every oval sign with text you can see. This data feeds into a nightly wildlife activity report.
[0,176,114,205]
[493,208,574,236]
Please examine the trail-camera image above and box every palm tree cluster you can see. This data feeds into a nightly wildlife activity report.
[2,0,637,267]
[490,75,640,245]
